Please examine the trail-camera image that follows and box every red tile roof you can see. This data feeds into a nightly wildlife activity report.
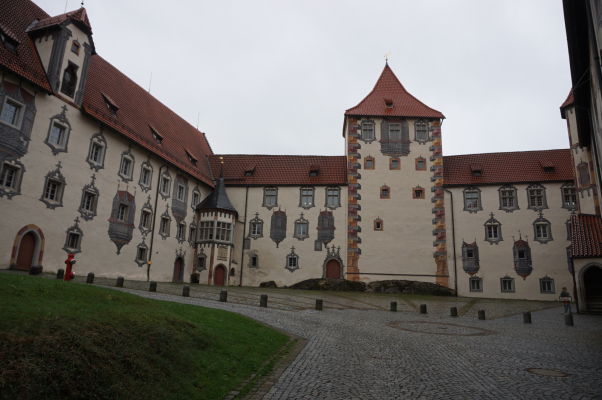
[560,91,574,119]
[443,149,574,186]
[0,0,51,91]
[345,64,444,119]
[570,214,602,258]
[1,0,214,186]
[209,155,347,186]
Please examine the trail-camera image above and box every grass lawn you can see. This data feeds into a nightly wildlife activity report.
[0,273,290,400]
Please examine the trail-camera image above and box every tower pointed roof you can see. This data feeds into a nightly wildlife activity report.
[345,64,444,119]
[196,176,237,215]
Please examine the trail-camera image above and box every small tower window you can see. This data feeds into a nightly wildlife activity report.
[364,156,375,170]
[374,218,383,231]
[413,186,425,199]
[389,158,400,170]
[60,62,79,98]
[361,120,375,142]
[415,157,426,171]
[380,185,390,199]
[414,120,429,143]
[71,40,80,55]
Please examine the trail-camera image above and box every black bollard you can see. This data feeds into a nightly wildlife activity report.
[478,310,486,320]
[420,304,427,314]
[220,290,228,302]
[86,272,94,284]
[390,301,397,312]
[523,311,532,324]
[565,312,574,326]
[56,269,64,279]
[315,299,323,311]
[149,281,157,292]
[182,286,190,297]
[450,307,458,317]
[260,294,268,308]
[116,276,124,287]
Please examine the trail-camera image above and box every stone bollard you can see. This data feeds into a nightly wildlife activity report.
[478,310,486,320]
[450,307,458,317]
[86,272,95,284]
[315,299,323,311]
[260,294,268,308]
[419,304,427,314]
[149,281,157,292]
[182,286,190,297]
[116,276,124,288]
[390,301,397,312]
[523,311,532,324]
[56,269,64,280]
[565,312,574,327]
[220,290,228,302]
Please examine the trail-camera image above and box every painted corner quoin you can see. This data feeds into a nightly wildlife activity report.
[430,121,448,286]
[346,118,361,281]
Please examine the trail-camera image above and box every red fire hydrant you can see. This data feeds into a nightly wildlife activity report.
[64,253,76,281]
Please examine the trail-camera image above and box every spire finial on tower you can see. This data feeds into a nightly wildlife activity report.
[384,51,391,65]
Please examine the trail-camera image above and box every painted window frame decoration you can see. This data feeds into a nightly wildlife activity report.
[86,131,107,171]
[191,187,202,210]
[484,213,503,244]
[78,174,99,221]
[539,276,555,294]
[463,186,482,213]
[299,187,315,209]
[532,211,553,244]
[500,276,515,293]
[118,149,135,183]
[364,156,375,170]
[138,161,153,192]
[176,220,187,244]
[461,241,480,275]
[374,218,384,231]
[63,217,83,254]
[159,207,171,239]
[285,247,299,272]
[248,213,264,239]
[248,251,259,268]
[270,210,287,247]
[412,186,425,199]
[134,241,149,267]
[498,185,519,212]
[317,210,335,246]
[415,157,426,171]
[44,106,71,155]
[108,190,136,254]
[414,120,430,144]
[139,196,153,236]
[293,214,309,240]
[325,187,341,209]
[360,119,376,143]
[389,157,400,170]
[159,170,172,200]
[526,183,548,210]
[577,162,590,186]
[40,162,66,209]
[513,238,533,278]
[0,158,25,199]
[196,249,207,272]
[469,276,482,292]
[0,96,25,129]
[171,175,188,222]
[188,222,197,245]
[380,185,390,199]
[262,187,278,209]
[560,183,577,210]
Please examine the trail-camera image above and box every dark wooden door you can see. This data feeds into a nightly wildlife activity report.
[584,266,602,314]
[16,232,35,271]
[214,265,226,286]
[173,257,184,283]
[325,259,341,279]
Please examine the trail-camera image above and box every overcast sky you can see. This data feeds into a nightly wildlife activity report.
[37,0,571,156]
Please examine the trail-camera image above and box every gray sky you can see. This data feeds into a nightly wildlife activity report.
[38,0,571,156]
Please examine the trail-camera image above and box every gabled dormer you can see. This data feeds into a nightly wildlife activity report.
[27,8,95,106]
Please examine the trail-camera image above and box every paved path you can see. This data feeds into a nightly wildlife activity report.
[110,286,602,400]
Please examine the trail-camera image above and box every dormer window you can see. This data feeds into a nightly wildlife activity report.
[541,161,555,173]
[60,62,78,98]
[101,93,119,114]
[185,150,197,165]
[309,166,320,177]
[384,98,394,108]
[244,170,254,176]
[244,165,255,176]
[71,40,80,55]
[470,164,483,177]
[150,125,163,144]
[0,28,20,53]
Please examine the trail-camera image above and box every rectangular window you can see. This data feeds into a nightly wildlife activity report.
[500,189,515,208]
[0,98,23,127]
[264,187,277,207]
[177,223,186,240]
[189,226,197,242]
[67,232,80,250]
[380,186,390,199]
[326,188,339,208]
[288,256,298,268]
[500,278,515,293]
[415,158,426,171]
[389,123,402,141]
[82,191,96,211]
[0,164,19,189]
[141,210,151,229]
[466,249,475,258]
[486,224,499,240]
[117,204,128,222]
[176,184,186,201]
[251,221,263,236]
[540,278,555,294]
[89,142,103,163]
[216,221,232,242]
[192,191,200,207]
[120,157,132,177]
[529,188,544,207]
[136,246,147,262]
[48,122,66,146]
[361,120,375,141]
[44,179,61,201]
[535,223,549,240]
[140,167,152,186]
[160,176,171,195]
[413,188,424,199]
[300,188,314,208]
[251,255,258,267]
[199,221,214,240]
[562,186,577,209]
[464,190,480,210]
[390,158,400,170]
[364,157,375,170]
[160,217,170,235]
[295,222,308,237]
[469,277,482,292]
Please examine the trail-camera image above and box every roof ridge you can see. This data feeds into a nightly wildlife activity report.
[443,148,570,158]
[212,154,346,158]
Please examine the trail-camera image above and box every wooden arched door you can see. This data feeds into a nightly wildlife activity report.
[173,257,184,283]
[214,265,226,286]
[325,259,341,279]
[16,232,36,271]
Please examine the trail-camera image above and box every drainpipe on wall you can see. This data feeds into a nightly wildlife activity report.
[238,186,249,287]
[148,164,167,281]
[567,249,580,313]
[445,189,458,296]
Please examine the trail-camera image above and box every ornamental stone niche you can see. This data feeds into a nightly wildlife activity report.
[0,80,36,163]
[107,190,136,254]
[171,175,188,222]
[317,210,335,245]
[513,238,533,279]
[461,241,480,275]
[270,210,287,247]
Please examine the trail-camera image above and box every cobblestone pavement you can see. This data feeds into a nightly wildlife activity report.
[104,285,602,400]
